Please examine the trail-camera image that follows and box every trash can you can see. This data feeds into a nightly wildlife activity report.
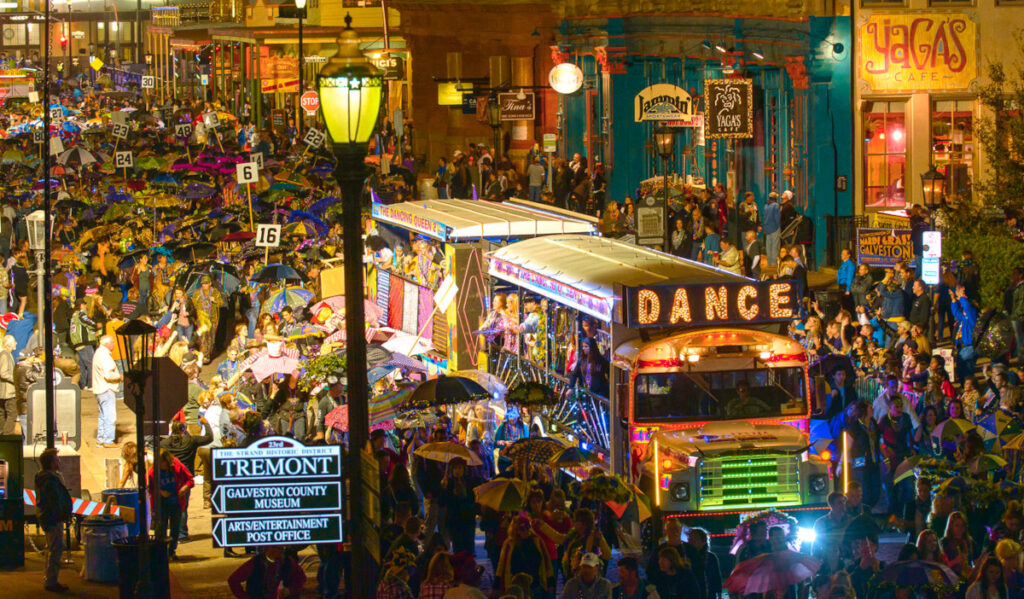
[81,514,128,582]
[102,489,141,537]
[113,537,171,599]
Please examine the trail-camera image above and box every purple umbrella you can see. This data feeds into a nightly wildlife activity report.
[181,183,217,199]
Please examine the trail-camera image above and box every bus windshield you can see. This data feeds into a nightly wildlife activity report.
[633,367,806,422]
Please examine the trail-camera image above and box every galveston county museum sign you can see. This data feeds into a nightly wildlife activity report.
[211,436,343,547]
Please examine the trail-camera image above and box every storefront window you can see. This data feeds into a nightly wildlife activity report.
[931,99,974,202]
[2,25,25,47]
[864,101,907,209]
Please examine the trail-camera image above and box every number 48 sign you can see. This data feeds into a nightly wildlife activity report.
[255,224,281,248]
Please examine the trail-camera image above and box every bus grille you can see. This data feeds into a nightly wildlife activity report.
[698,454,801,510]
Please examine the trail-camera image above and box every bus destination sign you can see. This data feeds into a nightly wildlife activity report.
[624,280,802,328]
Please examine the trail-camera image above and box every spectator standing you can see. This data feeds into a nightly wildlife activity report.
[35,447,71,593]
[951,285,979,382]
[91,335,121,448]
[612,556,659,599]
[763,192,781,266]
[147,449,194,561]
[0,335,15,435]
[837,248,856,294]
[228,546,306,599]
[527,158,546,204]
[561,552,613,599]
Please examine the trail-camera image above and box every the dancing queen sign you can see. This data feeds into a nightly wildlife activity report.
[634,83,696,124]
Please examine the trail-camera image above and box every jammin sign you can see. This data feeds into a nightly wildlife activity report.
[371,203,449,241]
[634,83,697,124]
[859,13,977,92]
[624,281,801,328]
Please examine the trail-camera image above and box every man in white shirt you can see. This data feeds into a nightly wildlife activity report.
[91,335,121,448]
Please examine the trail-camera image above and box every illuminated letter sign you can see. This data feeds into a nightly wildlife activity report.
[623,280,801,328]
[859,13,977,93]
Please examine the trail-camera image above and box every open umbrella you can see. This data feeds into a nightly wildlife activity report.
[252,263,306,284]
[893,455,924,484]
[606,484,652,522]
[448,370,506,397]
[725,551,821,595]
[221,231,255,243]
[976,411,1023,452]
[549,446,599,467]
[261,286,314,314]
[931,418,976,442]
[282,221,320,238]
[502,437,565,463]
[877,560,959,589]
[408,376,490,408]
[973,453,1008,473]
[474,478,529,512]
[324,404,396,434]
[172,242,217,262]
[506,381,557,406]
[57,146,100,167]
[414,441,483,466]
[176,261,241,294]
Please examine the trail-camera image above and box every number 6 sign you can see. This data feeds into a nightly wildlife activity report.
[236,162,258,184]
[255,224,281,248]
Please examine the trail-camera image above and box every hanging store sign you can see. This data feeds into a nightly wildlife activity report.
[498,92,535,121]
[211,436,343,548]
[438,82,467,106]
[704,78,754,139]
[856,228,914,267]
[549,62,584,95]
[922,230,942,285]
[370,55,405,81]
[634,83,695,123]
[623,280,802,328]
[859,13,977,93]
[261,79,299,93]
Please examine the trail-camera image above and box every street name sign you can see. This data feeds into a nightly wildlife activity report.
[210,481,341,514]
[212,514,342,546]
[211,436,343,548]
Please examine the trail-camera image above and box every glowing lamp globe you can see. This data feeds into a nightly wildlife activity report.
[317,15,383,145]
[548,62,584,95]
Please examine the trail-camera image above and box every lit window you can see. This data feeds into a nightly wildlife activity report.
[931,99,974,202]
[864,101,906,209]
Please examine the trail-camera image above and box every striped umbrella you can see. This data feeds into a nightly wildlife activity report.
[501,437,565,463]
[261,286,314,314]
[606,484,652,522]
[414,441,483,466]
[474,478,529,512]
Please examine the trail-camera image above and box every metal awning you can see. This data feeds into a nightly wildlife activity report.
[371,199,596,242]
[486,235,749,322]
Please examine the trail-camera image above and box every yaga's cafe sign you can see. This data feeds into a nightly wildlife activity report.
[859,12,977,93]
[634,83,700,126]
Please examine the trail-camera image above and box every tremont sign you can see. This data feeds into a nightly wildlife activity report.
[211,436,343,547]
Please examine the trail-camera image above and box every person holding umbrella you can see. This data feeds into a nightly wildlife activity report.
[191,274,222,356]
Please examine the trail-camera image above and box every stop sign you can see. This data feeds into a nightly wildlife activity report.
[300,91,320,116]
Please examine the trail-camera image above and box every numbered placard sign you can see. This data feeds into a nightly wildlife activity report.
[32,129,43,144]
[141,75,155,89]
[236,162,259,184]
[49,106,63,122]
[204,111,220,128]
[49,136,64,156]
[302,128,325,149]
[174,123,192,138]
[111,110,127,126]
[112,123,129,140]
[250,152,264,169]
[255,224,281,248]
[114,150,134,169]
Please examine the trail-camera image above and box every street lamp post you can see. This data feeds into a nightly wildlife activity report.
[25,211,55,449]
[295,0,306,135]
[115,318,157,599]
[316,15,382,598]
[921,164,945,209]
[487,94,501,161]
[654,126,676,251]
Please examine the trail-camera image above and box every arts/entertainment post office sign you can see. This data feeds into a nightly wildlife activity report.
[859,13,977,93]
[634,83,699,126]
[211,436,342,547]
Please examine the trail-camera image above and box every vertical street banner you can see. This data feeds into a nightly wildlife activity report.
[704,78,754,139]
[211,436,343,547]
[856,228,914,267]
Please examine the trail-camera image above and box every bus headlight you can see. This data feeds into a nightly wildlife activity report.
[798,527,817,545]
[670,482,690,502]
[809,474,828,495]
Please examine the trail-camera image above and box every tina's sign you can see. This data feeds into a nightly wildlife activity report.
[859,13,977,93]
[634,84,697,124]
[497,92,536,121]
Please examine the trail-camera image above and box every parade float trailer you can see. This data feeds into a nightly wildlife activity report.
[369,199,595,374]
